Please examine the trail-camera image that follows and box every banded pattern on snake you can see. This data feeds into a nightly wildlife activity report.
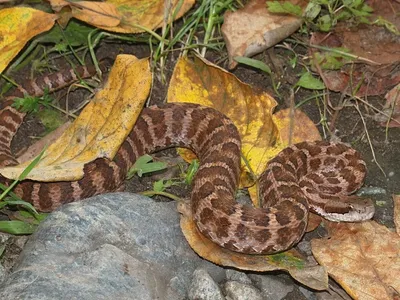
[0,67,375,254]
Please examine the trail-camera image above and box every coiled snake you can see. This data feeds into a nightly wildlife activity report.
[0,67,375,254]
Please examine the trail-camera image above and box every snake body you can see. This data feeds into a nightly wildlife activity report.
[0,67,374,254]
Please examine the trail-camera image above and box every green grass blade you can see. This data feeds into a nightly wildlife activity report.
[0,220,36,235]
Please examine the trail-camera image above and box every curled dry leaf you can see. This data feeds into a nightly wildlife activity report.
[221,0,306,69]
[0,55,151,181]
[179,201,328,291]
[0,8,57,73]
[49,0,195,33]
[311,221,400,300]
[49,0,121,28]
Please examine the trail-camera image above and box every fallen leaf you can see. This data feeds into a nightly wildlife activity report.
[69,1,121,28]
[0,54,151,181]
[49,0,195,33]
[179,201,328,290]
[311,221,400,300]
[221,0,307,69]
[273,108,322,145]
[0,8,57,73]
[167,55,280,187]
[16,121,72,164]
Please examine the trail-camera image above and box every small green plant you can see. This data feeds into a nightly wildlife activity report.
[0,148,48,235]
[12,90,53,113]
[127,154,168,179]
[267,0,373,32]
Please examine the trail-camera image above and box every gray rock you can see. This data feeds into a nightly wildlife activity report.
[249,274,294,300]
[0,264,5,285]
[225,269,252,285]
[0,193,221,300]
[188,268,225,300]
[224,281,262,300]
[299,286,317,300]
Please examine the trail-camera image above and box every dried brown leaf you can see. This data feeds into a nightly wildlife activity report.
[221,0,306,69]
[311,221,400,300]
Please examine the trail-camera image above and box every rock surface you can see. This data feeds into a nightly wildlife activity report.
[0,193,304,300]
[0,193,221,300]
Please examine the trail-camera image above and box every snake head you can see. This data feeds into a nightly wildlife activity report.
[322,197,375,222]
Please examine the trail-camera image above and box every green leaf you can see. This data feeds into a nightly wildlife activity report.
[38,20,94,48]
[267,1,303,17]
[153,179,177,193]
[304,2,321,21]
[234,57,271,75]
[0,220,36,235]
[185,159,199,185]
[296,72,325,90]
[37,109,65,133]
[318,14,333,32]
[153,179,165,192]
[19,147,46,181]
[127,154,168,179]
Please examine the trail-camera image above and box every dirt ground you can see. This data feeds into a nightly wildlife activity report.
[1,34,399,299]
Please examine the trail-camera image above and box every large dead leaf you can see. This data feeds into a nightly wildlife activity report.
[179,202,328,290]
[311,221,400,300]
[0,55,151,181]
[0,8,57,73]
[221,0,307,69]
[49,0,195,33]
[168,55,281,187]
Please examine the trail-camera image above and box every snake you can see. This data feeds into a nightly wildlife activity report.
[0,66,375,254]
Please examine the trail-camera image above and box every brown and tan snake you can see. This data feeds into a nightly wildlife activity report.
[0,67,375,254]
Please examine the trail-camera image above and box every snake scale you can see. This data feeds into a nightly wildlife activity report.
[0,66,374,254]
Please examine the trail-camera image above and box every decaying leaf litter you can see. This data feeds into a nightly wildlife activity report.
[0,0,400,299]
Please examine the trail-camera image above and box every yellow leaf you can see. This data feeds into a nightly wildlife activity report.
[311,221,400,300]
[48,0,121,27]
[0,55,151,181]
[178,201,328,290]
[0,8,57,73]
[168,55,281,187]
[273,108,321,146]
[49,0,195,33]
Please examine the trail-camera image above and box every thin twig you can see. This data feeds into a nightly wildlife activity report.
[354,102,386,177]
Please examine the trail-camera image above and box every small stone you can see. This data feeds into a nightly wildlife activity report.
[224,281,262,300]
[249,274,294,300]
[299,286,317,300]
[188,268,225,300]
[225,269,252,285]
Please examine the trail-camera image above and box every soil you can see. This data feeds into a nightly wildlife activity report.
[0,31,399,299]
